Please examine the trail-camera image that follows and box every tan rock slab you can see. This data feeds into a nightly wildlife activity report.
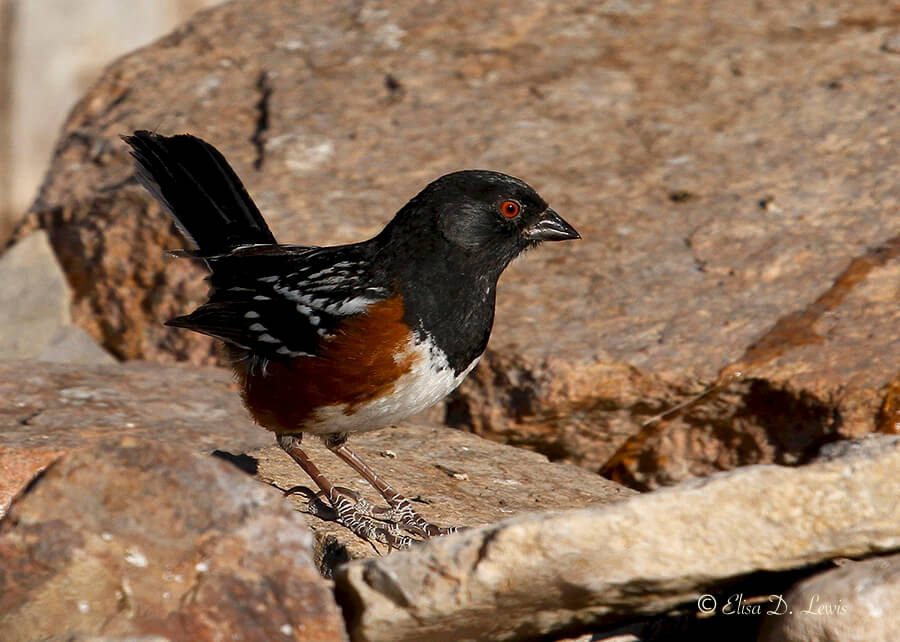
[335,436,900,642]
[1,359,633,573]
[251,423,634,574]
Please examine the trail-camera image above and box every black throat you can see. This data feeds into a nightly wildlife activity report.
[371,235,501,374]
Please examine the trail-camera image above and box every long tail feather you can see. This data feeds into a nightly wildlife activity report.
[123,130,276,254]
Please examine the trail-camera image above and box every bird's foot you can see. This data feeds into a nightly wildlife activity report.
[287,485,457,549]
[378,492,460,539]
[331,487,460,539]
[288,486,414,549]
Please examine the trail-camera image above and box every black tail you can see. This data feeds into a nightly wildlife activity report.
[123,130,276,254]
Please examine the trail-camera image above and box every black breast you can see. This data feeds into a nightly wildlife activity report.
[376,242,497,375]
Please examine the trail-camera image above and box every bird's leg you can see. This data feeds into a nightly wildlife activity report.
[277,434,413,549]
[324,435,459,538]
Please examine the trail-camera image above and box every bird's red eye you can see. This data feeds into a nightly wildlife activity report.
[500,200,520,218]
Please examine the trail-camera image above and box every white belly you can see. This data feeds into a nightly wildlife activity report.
[303,337,479,435]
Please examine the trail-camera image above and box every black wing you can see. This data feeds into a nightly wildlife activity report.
[167,245,391,359]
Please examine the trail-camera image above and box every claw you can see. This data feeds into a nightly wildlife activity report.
[275,435,457,549]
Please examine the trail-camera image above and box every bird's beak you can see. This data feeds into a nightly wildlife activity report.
[523,207,581,242]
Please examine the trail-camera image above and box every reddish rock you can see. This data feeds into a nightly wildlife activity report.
[0,359,271,517]
[0,437,347,641]
[12,0,900,486]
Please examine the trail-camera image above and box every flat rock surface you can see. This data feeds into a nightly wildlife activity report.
[335,435,900,642]
[251,424,634,574]
[0,360,271,517]
[0,437,347,641]
[0,359,267,452]
[12,0,900,486]
[0,359,632,575]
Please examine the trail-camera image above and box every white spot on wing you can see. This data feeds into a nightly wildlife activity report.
[244,311,260,319]
[249,323,267,332]
[306,267,334,280]
[308,275,360,289]
[258,333,280,343]
[324,297,377,316]
[276,346,313,357]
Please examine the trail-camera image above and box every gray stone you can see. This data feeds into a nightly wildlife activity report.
[335,436,900,642]
[0,231,70,359]
[36,325,116,364]
[1,0,221,227]
[758,553,900,642]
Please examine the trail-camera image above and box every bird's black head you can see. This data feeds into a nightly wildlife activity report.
[379,170,579,277]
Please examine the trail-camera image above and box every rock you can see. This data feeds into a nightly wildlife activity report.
[0,444,63,527]
[36,325,116,364]
[0,231,71,359]
[0,359,633,575]
[334,435,900,642]
[758,553,900,642]
[0,233,111,365]
[13,0,900,486]
[0,360,272,518]
[251,424,634,575]
[0,438,348,641]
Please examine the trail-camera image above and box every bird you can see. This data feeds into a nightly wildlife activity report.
[123,130,580,549]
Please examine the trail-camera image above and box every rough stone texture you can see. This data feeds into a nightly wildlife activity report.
[0,359,633,575]
[251,424,633,574]
[758,553,900,642]
[334,435,900,642]
[0,230,71,358]
[0,360,272,518]
[12,0,900,486]
[0,437,348,641]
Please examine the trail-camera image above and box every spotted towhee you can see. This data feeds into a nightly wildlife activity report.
[124,130,579,548]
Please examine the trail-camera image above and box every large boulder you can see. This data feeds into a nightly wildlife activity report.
[12,0,900,486]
